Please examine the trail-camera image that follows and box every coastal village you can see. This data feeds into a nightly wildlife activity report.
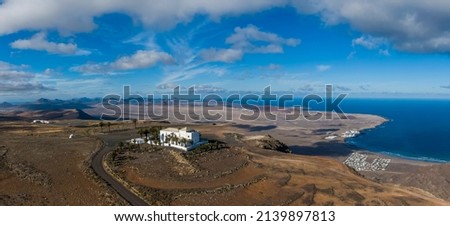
[320,128,392,172]
[343,153,391,171]
[324,129,360,140]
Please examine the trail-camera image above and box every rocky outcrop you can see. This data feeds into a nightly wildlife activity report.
[254,135,292,153]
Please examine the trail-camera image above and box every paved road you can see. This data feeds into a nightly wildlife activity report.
[91,139,149,206]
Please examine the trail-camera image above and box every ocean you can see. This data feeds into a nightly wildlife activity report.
[307,98,450,163]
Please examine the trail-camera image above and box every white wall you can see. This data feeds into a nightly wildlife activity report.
[159,129,201,149]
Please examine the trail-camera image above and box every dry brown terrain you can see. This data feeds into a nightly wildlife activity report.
[1,104,449,206]
[359,154,450,202]
[106,122,448,206]
[0,121,126,205]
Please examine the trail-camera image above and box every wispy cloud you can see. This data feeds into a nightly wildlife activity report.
[335,85,351,91]
[347,51,356,60]
[298,84,314,92]
[156,82,181,90]
[360,84,371,91]
[156,83,226,94]
[259,63,282,70]
[123,31,160,50]
[0,83,55,92]
[316,64,332,72]
[158,37,229,87]
[161,64,227,85]
[352,35,387,50]
[200,48,243,63]
[378,49,390,56]
[192,84,226,93]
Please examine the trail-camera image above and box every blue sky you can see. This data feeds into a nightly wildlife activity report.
[1,0,450,101]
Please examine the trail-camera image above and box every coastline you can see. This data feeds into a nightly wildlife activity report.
[344,118,448,164]
[88,102,444,165]
[3,102,449,205]
[88,102,442,163]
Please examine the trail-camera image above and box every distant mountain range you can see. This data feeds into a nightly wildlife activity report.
[0,98,103,110]
[22,97,102,110]
[0,102,15,108]
[0,98,103,121]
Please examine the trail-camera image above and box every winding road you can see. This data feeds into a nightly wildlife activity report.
[91,139,149,206]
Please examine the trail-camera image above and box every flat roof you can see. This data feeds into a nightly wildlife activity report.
[161,127,196,133]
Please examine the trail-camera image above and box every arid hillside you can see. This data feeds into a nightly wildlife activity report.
[0,121,125,205]
[110,130,448,206]
[1,120,448,206]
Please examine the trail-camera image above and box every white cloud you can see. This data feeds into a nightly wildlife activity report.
[0,70,34,81]
[113,50,174,70]
[44,68,56,75]
[292,0,450,53]
[0,83,54,92]
[193,84,226,93]
[0,62,55,94]
[0,61,113,97]
[335,85,351,91]
[200,25,300,63]
[316,64,332,72]
[2,1,450,54]
[352,35,386,50]
[200,48,243,63]
[359,84,371,91]
[10,32,90,55]
[0,0,287,35]
[72,50,175,74]
[378,49,390,56]
[0,61,28,71]
[156,83,225,93]
[298,84,314,92]
[156,83,180,90]
[347,51,356,59]
[259,63,282,70]
[0,61,17,71]
[226,24,301,53]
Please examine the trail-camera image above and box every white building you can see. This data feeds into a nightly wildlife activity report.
[32,120,50,124]
[341,130,360,138]
[131,138,146,144]
[159,127,204,151]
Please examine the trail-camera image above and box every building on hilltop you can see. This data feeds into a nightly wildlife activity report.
[127,127,206,151]
[159,127,204,151]
[32,120,50,124]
